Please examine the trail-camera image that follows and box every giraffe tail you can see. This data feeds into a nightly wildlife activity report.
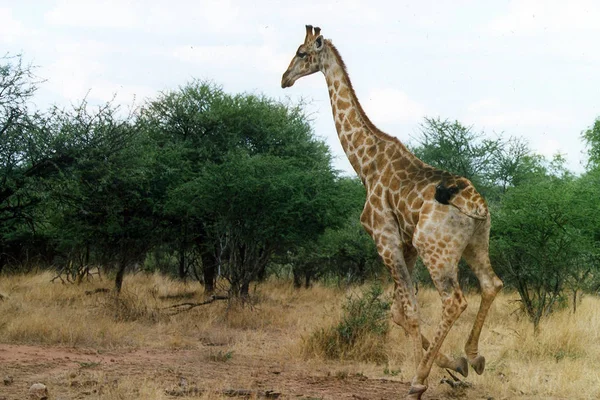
[435,182,488,221]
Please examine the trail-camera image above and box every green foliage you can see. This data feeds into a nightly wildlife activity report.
[411,117,535,200]
[138,81,343,296]
[491,164,598,330]
[304,283,390,363]
[582,117,600,169]
[3,49,600,330]
[287,177,382,287]
[412,117,500,194]
[39,99,159,290]
[0,54,68,272]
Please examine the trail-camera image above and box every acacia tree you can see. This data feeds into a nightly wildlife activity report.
[411,117,538,201]
[0,54,80,272]
[194,152,339,297]
[140,82,343,297]
[288,177,381,287]
[491,158,597,331]
[582,117,600,169]
[39,99,159,291]
[411,117,503,193]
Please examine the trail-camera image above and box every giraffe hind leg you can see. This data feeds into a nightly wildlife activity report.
[461,221,503,375]
[392,297,468,377]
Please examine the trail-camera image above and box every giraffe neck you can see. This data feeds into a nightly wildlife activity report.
[319,42,417,182]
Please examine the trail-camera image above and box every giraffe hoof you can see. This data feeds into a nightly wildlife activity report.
[407,384,427,399]
[455,356,469,377]
[469,355,486,375]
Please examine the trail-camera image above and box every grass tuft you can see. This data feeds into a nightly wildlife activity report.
[303,283,390,363]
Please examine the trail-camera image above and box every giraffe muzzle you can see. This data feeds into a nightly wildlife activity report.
[281,72,294,88]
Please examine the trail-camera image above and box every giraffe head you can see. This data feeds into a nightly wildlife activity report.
[281,25,325,88]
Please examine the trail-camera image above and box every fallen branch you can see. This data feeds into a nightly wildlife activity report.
[440,369,472,389]
[163,294,229,315]
[165,387,280,398]
[85,288,110,295]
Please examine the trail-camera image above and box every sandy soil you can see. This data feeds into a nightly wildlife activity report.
[0,343,492,400]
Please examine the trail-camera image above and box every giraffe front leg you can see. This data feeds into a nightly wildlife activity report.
[390,280,428,399]
[403,245,469,378]
[368,235,427,397]
[409,245,468,392]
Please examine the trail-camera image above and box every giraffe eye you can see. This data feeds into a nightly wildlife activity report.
[296,51,307,58]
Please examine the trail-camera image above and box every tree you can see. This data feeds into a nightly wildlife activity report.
[411,117,539,202]
[140,81,342,297]
[411,117,502,194]
[490,162,596,331]
[189,150,341,297]
[286,177,382,287]
[0,54,72,272]
[582,117,600,169]
[43,99,158,291]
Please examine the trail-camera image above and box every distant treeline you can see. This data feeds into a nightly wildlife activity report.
[2,54,600,329]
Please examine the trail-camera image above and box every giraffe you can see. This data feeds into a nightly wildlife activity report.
[281,25,503,399]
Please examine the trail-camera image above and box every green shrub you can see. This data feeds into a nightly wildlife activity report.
[304,283,390,363]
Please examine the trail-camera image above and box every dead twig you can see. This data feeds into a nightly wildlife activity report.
[441,369,472,389]
[163,294,229,315]
[165,387,280,398]
[85,288,110,295]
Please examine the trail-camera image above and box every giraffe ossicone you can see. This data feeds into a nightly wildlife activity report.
[282,25,503,400]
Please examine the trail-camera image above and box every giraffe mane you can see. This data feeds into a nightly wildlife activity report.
[325,39,413,153]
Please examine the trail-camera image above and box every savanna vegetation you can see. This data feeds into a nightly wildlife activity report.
[3,51,600,398]
[2,53,600,329]
[3,272,600,399]
[2,50,600,346]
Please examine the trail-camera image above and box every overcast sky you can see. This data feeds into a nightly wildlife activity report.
[2,0,599,175]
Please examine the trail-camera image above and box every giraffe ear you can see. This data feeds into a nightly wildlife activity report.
[314,35,324,51]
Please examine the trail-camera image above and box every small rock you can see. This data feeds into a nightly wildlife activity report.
[28,383,48,400]
[3,375,13,385]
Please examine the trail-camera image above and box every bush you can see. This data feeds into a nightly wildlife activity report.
[303,283,390,363]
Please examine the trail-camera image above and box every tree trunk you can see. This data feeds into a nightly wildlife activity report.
[178,249,186,281]
[240,280,250,299]
[293,268,302,289]
[196,227,217,294]
[304,270,312,288]
[200,251,217,294]
[114,259,127,293]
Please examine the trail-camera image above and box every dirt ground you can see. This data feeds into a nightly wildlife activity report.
[0,343,495,400]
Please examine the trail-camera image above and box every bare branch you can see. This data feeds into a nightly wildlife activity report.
[162,294,229,315]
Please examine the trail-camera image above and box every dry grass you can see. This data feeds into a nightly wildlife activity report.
[2,272,600,398]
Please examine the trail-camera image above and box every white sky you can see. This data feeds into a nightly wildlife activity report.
[2,0,599,175]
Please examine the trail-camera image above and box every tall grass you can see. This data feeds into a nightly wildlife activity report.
[2,272,600,398]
